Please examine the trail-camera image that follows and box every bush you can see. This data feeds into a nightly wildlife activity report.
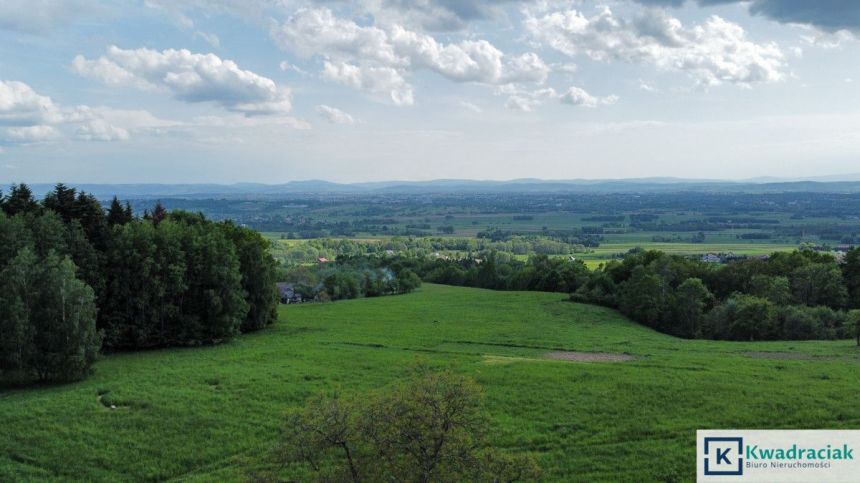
[275,369,541,482]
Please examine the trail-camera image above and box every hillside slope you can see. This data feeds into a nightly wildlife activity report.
[2,284,859,481]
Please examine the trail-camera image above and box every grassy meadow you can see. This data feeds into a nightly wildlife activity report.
[2,284,860,481]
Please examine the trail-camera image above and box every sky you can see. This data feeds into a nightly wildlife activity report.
[1,0,860,184]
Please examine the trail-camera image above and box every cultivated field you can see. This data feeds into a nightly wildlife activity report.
[2,285,859,481]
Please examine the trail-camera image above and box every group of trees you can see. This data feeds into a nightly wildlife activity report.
[571,249,860,341]
[280,257,422,302]
[334,253,591,295]
[270,368,540,482]
[273,235,596,266]
[349,245,860,342]
[0,184,279,383]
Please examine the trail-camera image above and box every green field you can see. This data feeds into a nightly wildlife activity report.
[575,242,800,268]
[2,284,859,481]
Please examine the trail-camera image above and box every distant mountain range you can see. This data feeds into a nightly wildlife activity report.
[10,176,860,198]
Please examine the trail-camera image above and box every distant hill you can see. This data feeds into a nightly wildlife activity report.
[11,177,860,198]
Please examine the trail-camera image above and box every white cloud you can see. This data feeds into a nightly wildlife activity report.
[323,61,415,106]
[192,113,312,130]
[279,60,308,75]
[0,80,64,126]
[799,28,856,49]
[76,119,131,141]
[499,85,558,112]
[5,125,59,142]
[459,101,482,113]
[271,7,548,104]
[498,84,617,111]
[273,8,400,65]
[525,6,785,86]
[73,46,293,115]
[0,79,175,145]
[194,31,221,47]
[316,104,356,124]
[559,86,618,107]
[637,78,660,93]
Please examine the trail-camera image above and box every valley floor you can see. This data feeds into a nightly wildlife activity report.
[2,284,859,481]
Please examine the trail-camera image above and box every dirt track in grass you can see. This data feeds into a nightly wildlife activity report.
[544,351,635,362]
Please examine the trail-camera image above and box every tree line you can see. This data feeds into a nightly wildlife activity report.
[572,248,860,341]
[0,184,279,383]
[359,248,860,342]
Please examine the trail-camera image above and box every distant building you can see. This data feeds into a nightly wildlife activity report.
[702,253,721,264]
[276,283,303,304]
[318,257,330,263]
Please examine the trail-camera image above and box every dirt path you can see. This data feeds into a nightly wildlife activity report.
[544,351,635,362]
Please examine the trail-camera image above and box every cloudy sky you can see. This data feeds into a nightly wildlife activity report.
[1,0,860,183]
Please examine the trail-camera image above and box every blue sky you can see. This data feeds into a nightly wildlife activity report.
[1,0,860,183]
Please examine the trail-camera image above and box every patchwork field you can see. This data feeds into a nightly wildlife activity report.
[2,284,859,481]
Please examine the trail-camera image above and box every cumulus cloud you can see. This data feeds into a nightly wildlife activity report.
[525,6,785,86]
[271,7,548,103]
[323,61,415,106]
[316,104,356,124]
[76,119,131,141]
[499,86,555,112]
[0,79,173,145]
[0,80,66,126]
[559,86,619,107]
[5,125,60,142]
[73,46,293,115]
[498,83,618,111]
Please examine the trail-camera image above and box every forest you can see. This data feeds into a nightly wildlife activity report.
[0,184,280,384]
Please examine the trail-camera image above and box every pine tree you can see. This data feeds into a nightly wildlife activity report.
[43,183,78,223]
[2,184,39,216]
[107,196,132,226]
[152,202,167,226]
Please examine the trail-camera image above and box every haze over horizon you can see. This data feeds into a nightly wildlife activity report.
[2,1,860,183]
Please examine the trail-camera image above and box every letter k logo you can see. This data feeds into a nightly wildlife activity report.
[716,447,732,465]
[703,437,744,476]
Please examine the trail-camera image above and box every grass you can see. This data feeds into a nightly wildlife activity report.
[2,284,860,481]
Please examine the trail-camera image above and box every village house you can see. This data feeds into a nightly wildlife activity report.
[701,253,721,264]
[276,283,303,304]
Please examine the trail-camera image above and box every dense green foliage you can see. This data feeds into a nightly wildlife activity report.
[276,368,540,482]
[571,248,860,341]
[280,256,421,302]
[375,253,592,294]
[0,184,279,382]
[2,285,860,481]
[0,249,101,382]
